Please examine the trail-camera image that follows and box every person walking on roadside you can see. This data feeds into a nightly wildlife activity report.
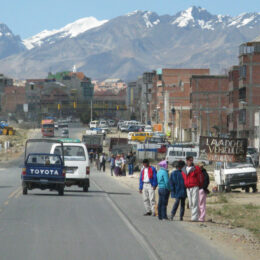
[181,156,204,222]
[197,162,210,222]
[139,159,157,216]
[157,160,170,220]
[170,160,186,221]
[109,154,116,176]
[121,153,126,176]
[95,152,100,170]
[114,155,122,176]
[127,152,135,176]
[99,153,106,172]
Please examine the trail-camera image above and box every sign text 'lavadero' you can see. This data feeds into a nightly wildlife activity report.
[199,136,248,162]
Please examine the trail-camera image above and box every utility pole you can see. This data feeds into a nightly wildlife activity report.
[90,99,93,121]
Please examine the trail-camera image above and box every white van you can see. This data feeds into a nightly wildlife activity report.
[166,146,209,166]
[89,120,99,129]
[51,139,90,192]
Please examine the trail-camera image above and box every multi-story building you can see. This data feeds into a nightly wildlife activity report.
[190,75,229,142]
[0,74,13,112]
[227,66,240,137]
[150,68,209,141]
[25,71,94,120]
[1,86,26,114]
[237,41,260,146]
[93,88,127,119]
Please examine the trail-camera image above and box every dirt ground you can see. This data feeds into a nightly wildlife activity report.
[0,128,40,163]
[101,164,260,260]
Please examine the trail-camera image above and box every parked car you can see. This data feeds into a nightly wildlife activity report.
[99,120,107,128]
[144,125,153,132]
[125,125,143,133]
[108,120,115,127]
[214,156,258,193]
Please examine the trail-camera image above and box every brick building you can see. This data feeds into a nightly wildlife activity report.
[227,66,240,137]
[190,75,229,142]
[1,86,26,114]
[93,88,127,119]
[236,41,260,145]
[150,68,209,141]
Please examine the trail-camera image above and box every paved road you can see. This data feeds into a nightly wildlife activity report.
[0,127,234,260]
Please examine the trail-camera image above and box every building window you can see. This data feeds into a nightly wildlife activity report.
[239,65,247,79]
[239,109,246,124]
[239,87,246,101]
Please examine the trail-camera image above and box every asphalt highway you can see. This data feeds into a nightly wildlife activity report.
[0,127,234,260]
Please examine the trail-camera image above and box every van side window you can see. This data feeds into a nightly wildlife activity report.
[186,152,197,157]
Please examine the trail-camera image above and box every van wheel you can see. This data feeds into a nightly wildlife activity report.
[83,185,88,192]
[22,186,28,195]
[252,185,257,193]
[245,187,250,193]
[225,186,231,192]
[58,186,64,196]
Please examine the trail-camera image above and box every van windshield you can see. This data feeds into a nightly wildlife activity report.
[54,146,86,161]
[226,157,253,169]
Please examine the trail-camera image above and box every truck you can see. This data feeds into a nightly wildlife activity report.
[82,134,103,153]
[214,156,258,193]
[21,139,66,195]
[109,137,128,151]
[41,119,54,137]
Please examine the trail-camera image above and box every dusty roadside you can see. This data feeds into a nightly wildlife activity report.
[0,128,40,165]
[102,167,260,260]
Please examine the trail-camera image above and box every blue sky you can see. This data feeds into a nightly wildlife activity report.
[2,0,259,38]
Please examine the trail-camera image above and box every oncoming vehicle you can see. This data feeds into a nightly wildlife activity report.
[51,139,90,192]
[41,119,54,137]
[61,128,69,138]
[89,120,99,129]
[166,146,209,166]
[21,139,65,195]
[214,156,258,193]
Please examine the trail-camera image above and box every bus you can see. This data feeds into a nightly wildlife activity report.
[41,119,54,137]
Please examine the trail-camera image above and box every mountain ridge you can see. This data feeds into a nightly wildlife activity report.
[0,6,260,80]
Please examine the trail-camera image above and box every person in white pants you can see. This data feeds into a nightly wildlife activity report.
[139,159,158,216]
[181,156,204,221]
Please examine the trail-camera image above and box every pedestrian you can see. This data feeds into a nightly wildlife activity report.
[139,159,157,216]
[157,160,170,220]
[121,153,126,176]
[114,155,122,176]
[170,160,186,221]
[197,162,210,222]
[99,153,106,172]
[109,154,116,176]
[127,152,135,176]
[89,149,94,164]
[95,152,100,170]
[181,156,204,221]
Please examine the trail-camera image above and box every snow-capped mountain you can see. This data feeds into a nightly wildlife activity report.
[171,6,260,30]
[0,6,260,80]
[23,17,108,50]
[0,23,25,59]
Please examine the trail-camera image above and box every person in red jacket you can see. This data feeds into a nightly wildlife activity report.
[181,156,204,221]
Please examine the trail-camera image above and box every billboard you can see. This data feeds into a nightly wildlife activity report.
[199,136,248,162]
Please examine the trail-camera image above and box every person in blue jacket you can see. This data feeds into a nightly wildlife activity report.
[157,160,170,220]
[170,160,186,221]
[139,159,158,216]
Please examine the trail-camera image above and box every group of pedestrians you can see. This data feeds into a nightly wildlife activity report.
[139,157,210,222]
[108,152,136,177]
